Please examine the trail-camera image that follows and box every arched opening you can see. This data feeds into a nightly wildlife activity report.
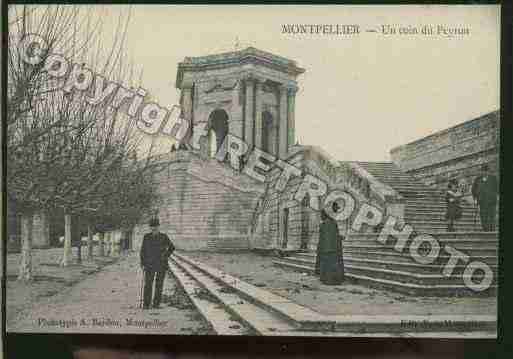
[207,109,229,158]
[262,111,274,155]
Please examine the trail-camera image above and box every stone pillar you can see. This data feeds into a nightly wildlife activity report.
[287,87,297,151]
[254,80,264,150]
[181,82,194,149]
[181,83,193,124]
[32,210,50,248]
[244,78,255,150]
[278,86,288,159]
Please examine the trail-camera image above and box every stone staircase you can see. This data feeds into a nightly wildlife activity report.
[356,161,482,233]
[274,161,498,296]
[273,232,498,296]
[171,253,496,336]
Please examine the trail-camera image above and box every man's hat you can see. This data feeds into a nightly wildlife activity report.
[149,217,160,227]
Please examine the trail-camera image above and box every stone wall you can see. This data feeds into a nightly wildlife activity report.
[251,149,307,250]
[134,150,264,251]
[390,111,499,198]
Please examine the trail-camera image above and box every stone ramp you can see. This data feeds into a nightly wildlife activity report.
[169,253,496,336]
[273,232,498,297]
[356,161,482,233]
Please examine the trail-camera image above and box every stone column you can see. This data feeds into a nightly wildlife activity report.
[254,80,264,149]
[278,85,288,159]
[287,87,297,152]
[181,82,193,124]
[244,78,255,150]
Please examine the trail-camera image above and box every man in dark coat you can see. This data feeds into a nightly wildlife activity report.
[140,218,175,309]
[472,164,498,232]
[317,202,344,285]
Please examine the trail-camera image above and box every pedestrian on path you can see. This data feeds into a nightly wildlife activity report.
[140,217,175,309]
[472,164,498,231]
[445,179,463,232]
[317,202,344,285]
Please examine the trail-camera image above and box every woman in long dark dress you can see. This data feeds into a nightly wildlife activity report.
[318,202,344,285]
[445,179,463,232]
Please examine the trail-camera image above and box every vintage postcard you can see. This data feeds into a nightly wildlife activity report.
[4,4,499,338]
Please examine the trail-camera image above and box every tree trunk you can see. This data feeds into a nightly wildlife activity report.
[18,213,34,281]
[32,209,50,248]
[98,232,105,256]
[111,231,119,257]
[60,213,73,266]
[128,228,133,250]
[77,240,82,264]
[105,232,111,256]
[87,224,94,260]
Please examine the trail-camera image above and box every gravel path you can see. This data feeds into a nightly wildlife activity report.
[7,252,212,335]
[186,251,497,317]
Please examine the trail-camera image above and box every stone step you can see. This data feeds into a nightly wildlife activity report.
[369,176,422,182]
[405,217,481,224]
[403,222,481,231]
[404,200,476,207]
[272,260,497,297]
[406,226,484,234]
[405,212,478,221]
[344,238,498,249]
[406,202,476,209]
[366,173,416,180]
[294,251,498,266]
[345,264,497,287]
[168,260,250,335]
[342,244,497,257]
[390,183,440,189]
[170,256,295,335]
[280,255,498,276]
[405,218,483,226]
[175,253,496,332]
[347,232,498,240]
[344,258,498,276]
[400,192,446,198]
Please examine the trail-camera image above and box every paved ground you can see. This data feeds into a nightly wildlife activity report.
[7,251,212,334]
[185,251,497,317]
[6,246,119,325]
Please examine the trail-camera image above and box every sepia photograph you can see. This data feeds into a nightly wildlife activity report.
[4,4,500,339]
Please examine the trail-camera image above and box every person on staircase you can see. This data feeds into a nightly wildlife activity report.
[472,164,499,231]
[140,217,175,309]
[317,202,344,285]
[445,179,463,232]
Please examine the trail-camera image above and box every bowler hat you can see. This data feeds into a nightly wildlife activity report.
[149,217,160,227]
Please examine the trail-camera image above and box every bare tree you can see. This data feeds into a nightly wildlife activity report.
[8,5,161,276]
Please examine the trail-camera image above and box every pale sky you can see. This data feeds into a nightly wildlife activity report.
[29,5,502,161]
